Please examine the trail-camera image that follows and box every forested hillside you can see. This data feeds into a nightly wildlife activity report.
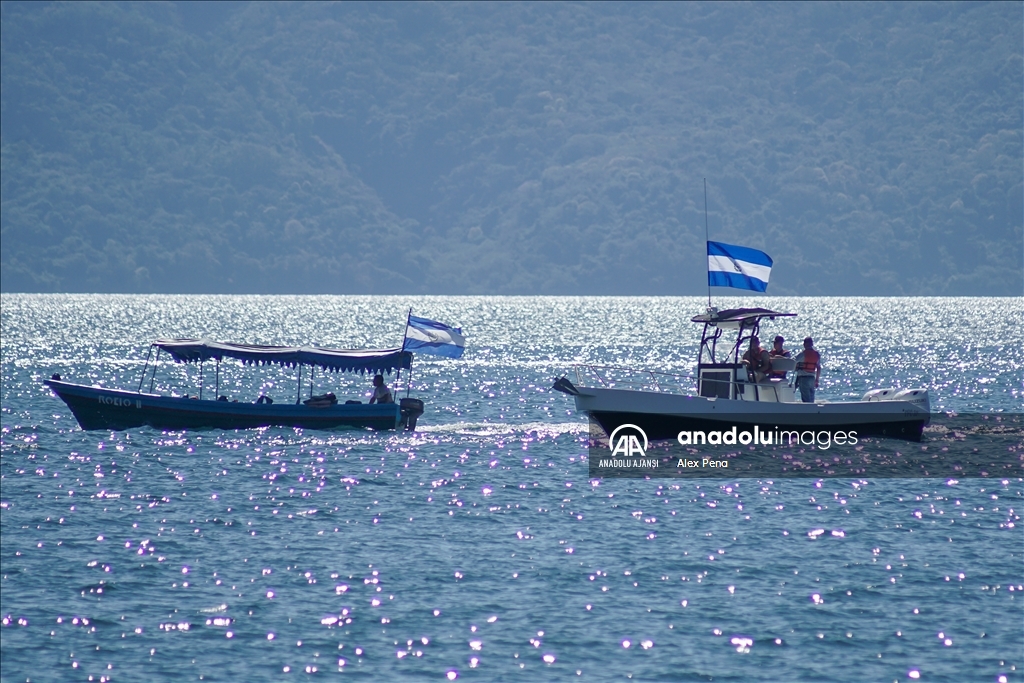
[2,2,1021,294]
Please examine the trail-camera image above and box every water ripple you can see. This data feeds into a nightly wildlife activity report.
[1,295,1021,681]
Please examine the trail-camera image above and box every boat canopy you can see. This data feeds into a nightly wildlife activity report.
[153,339,412,374]
[691,307,796,328]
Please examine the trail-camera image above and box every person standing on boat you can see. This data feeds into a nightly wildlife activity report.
[793,337,821,403]
[768,335,791,380]
[741,336,771,382]
[369,374,394,404]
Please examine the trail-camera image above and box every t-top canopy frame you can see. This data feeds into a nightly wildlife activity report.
[691,308,797,366]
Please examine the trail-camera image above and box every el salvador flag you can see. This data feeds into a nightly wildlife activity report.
[707,241,773,292]
[403,315,466,358]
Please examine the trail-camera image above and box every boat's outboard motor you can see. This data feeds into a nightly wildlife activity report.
[862,387,930,413]
[892,388,930,413]
[400,398,425,431]
[862,388,899,401]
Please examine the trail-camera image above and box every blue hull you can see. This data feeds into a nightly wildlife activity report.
[45,380,403,431]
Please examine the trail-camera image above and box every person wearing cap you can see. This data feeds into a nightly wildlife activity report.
[741,335,771,382]
[768,335,791,380]
[793,337,821,403]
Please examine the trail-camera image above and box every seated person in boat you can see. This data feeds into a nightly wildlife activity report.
[369,374,394,404]
[741,336,771,382]
[768,335,791,380]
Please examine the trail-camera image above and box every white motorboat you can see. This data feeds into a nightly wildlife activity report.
[553,307,931,442]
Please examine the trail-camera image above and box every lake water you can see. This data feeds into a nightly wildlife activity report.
[1,294,1021,682]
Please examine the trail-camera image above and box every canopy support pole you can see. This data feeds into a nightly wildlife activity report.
[137,345,154,393]
[310,365,314,398]
[296,365,302,404]
[216,359,220,398]
[149,348,160,393]
[199,360,204,401]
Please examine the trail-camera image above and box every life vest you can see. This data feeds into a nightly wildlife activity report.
[798,348,820,373]
[743,347,770,375]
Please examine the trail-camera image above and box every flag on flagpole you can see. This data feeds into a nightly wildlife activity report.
[402,315,466,358]
[707,241,773,292]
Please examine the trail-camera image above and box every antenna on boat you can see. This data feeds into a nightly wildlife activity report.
[704,178,712,311]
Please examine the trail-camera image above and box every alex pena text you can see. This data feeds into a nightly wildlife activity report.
[676,458,729,468]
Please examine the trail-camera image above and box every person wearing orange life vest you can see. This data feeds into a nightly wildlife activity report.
[793,337,821,403]
[768,335,791,380]
[741,336,772,382]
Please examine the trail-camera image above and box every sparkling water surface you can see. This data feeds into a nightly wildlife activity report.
[1,295,1021,682]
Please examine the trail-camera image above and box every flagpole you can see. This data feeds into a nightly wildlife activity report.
[704,178,711,310]
[396,307,412,393]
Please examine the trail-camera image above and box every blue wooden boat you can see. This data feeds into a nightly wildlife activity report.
[45,339,424,432]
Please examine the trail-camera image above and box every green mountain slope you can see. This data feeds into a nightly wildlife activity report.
[2,2,1021,294]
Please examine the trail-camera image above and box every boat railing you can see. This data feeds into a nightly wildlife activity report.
[571,364,696,394]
